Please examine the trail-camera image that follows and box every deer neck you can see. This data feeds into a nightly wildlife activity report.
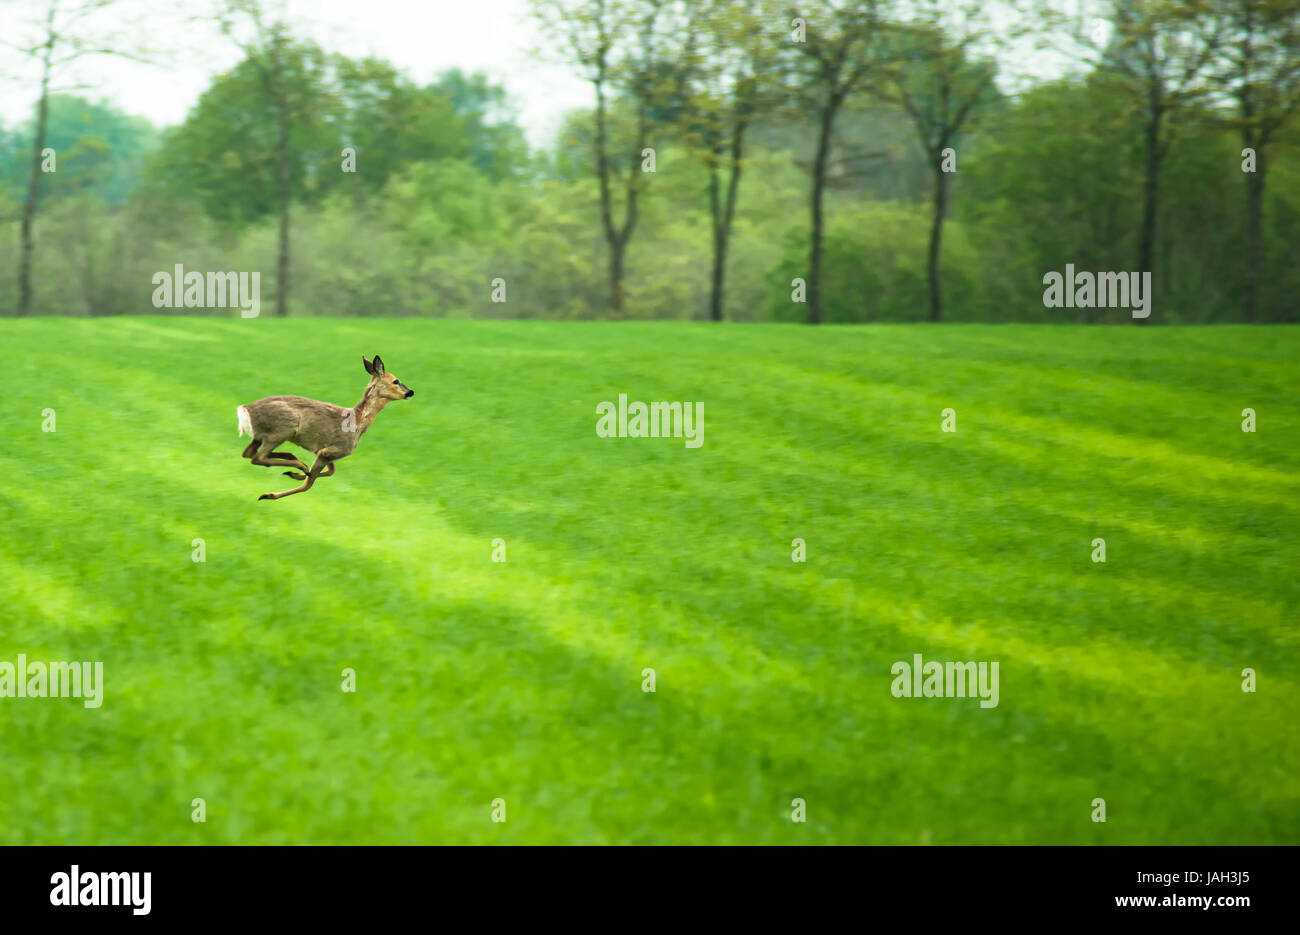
[353,385,389,434]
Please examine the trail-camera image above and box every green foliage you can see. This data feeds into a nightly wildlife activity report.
[329,58,467,195]
[148,40,338,226]
[0,96,159,210]
[3,12,1299,321]
[144,50,532,230]
[428,68,531,180]
[765,201,991,322]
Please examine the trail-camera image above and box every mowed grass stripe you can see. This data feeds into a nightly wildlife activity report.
[0,319,1295,843]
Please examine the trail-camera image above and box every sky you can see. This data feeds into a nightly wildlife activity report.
[0,0,594,147]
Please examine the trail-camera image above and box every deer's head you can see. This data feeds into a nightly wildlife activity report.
[364,355,414,400]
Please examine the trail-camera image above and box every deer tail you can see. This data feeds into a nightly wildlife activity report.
[237,405,253,437]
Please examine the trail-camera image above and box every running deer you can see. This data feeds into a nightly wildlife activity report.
[237,355,414,501]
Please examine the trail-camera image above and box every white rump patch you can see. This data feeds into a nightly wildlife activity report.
[237,405,253,436]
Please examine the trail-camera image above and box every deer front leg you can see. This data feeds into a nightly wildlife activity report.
[259,455,334,501]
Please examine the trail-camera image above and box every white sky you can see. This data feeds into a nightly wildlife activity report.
[0,0,594,147]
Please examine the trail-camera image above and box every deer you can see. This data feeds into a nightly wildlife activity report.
[237,355,414,501]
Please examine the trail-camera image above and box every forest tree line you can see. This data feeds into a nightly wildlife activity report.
[2,0,1298,323]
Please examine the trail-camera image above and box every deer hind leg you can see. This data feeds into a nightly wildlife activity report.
[249,440,309,474]
[259,454,334,501]
[283,461,335,481]
[241,439,259,459]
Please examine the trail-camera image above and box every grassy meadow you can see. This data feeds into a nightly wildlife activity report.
[0,318,1296,844]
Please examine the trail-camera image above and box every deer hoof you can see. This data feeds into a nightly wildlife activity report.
[258,493,275,501]
[283,471,306,480]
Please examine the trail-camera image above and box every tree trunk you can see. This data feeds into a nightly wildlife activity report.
[1243,146,1264,323]
[608,232,627,319]
[276,144,290,317]
[18,66,51,317]
[1136,107,1162,325]
[708,158,724,322]
[612,104,647,320]
[927,160,949,322]
[708,123,747,323]
[274,48,290,318]
[808,99,839,325]
[593,74,626,318]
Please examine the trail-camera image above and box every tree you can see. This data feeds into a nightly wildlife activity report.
[327,60,476,199]
[888,1,1005,322]
[0,96,157,208]
[151,39,334,228]
[958,78,1149,321]
[1050,0,1225,307]
[2,0,149,315]
[789,0,897,324]
[1213,0,1300,321]
[217,0,319,317]
[533,0,695,317]
[427,69,531,181]
[683,0,785,321]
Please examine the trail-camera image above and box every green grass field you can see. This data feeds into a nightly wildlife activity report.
[1,318,1296,844]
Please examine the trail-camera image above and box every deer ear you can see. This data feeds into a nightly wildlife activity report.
[362,356,374,375]
[371,355,385,376]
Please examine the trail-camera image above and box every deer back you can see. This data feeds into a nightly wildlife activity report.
[246,395,361,457]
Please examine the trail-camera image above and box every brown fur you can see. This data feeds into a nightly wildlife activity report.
[239,355,413,501]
